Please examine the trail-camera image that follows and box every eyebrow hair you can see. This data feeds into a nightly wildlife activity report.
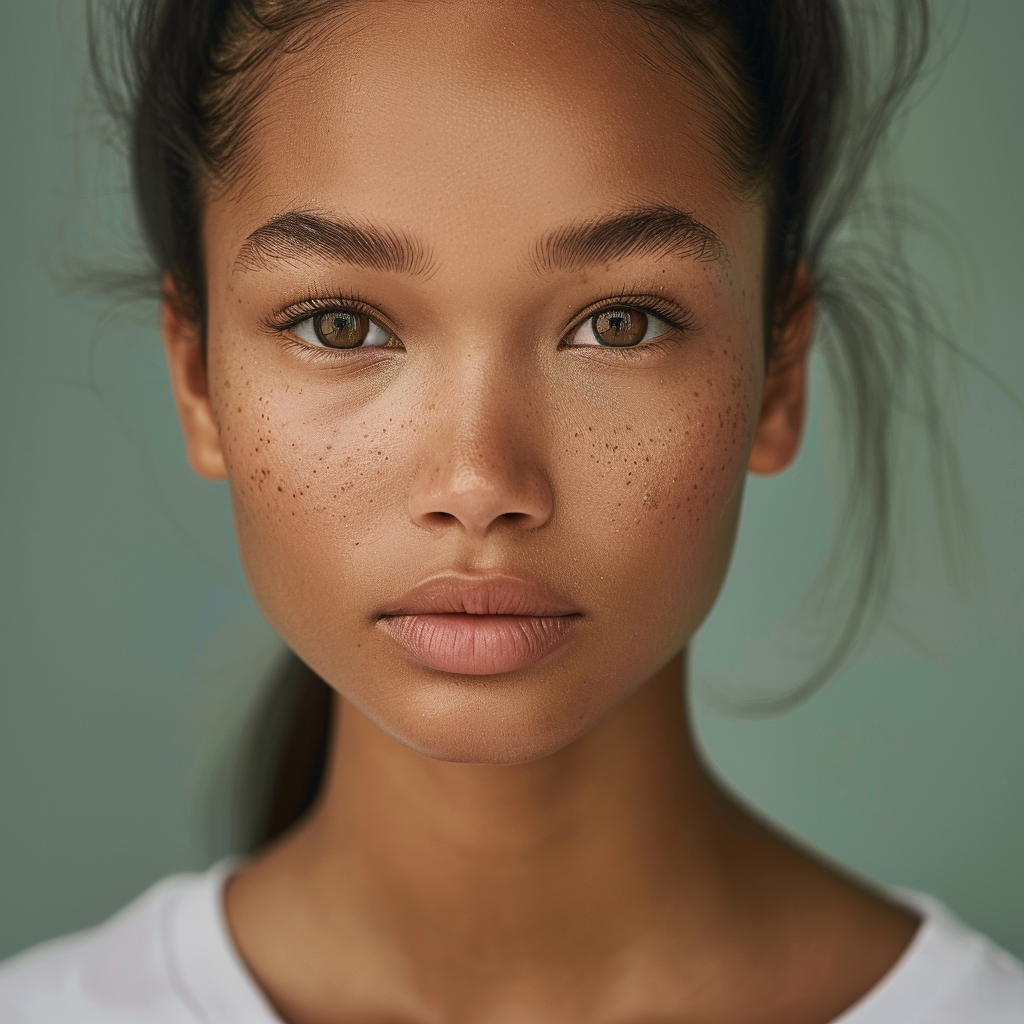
[531,205,726,274]
[234,211,434,275]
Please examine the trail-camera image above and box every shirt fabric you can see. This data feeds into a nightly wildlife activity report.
[1,861,1022,1022]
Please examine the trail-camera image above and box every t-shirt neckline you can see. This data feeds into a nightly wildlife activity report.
[166,858,282,1023]
[170,860,973,1024]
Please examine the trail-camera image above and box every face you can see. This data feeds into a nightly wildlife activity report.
[165,0,810,763]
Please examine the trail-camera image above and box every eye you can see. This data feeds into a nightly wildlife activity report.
[293,309,395,349]
[568,307,673,348]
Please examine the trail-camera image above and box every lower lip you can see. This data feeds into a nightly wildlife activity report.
[376,613,579,675]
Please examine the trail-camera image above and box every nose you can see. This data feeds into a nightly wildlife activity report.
[408,375,554,537]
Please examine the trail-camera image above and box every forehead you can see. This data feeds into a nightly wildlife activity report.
[209,0,757,269]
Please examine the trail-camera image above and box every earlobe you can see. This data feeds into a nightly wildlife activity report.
[748,262,814,476]
[161,275,228,481]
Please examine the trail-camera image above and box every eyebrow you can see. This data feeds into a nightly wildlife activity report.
[234,211,434,276]
[234,204,724,277]
[531,205,726,273]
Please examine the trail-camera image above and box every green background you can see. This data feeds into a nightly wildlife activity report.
[1,0,1022,962]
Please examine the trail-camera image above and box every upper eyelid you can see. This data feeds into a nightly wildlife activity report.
[564,296,695,335]
[275,296,378,322]
[270,296,399,335]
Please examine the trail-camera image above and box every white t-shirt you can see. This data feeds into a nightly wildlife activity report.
[1,861,1022,1022]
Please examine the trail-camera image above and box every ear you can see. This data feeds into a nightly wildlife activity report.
[161,274,227,480]
[748,261,814,476]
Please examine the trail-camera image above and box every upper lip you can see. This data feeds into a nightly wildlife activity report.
[379,573,581,618]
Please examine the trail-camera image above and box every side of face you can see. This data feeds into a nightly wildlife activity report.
[163,0,811,763]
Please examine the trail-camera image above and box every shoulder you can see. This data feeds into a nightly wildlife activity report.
[838,891,1024,1024]
[0,862,269,1024]
[0,873,196,1023]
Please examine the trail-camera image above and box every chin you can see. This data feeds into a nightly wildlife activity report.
[351,667,616,765]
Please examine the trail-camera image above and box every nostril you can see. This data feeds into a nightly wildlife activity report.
[418,508,537,531]
[424,511,457,524]
[409,460,554,535]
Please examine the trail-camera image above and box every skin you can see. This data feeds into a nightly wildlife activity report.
[163,2,918,1022]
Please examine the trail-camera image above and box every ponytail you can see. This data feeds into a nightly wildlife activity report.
[234,652,333,850]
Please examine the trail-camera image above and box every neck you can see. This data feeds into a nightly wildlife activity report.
[285,655,742,994]
[227,654,920,1024]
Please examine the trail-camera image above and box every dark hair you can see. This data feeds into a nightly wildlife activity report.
[231,652,334,850]
[89,0,948,849]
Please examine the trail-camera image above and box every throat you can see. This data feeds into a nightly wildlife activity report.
[223,655,775,1021]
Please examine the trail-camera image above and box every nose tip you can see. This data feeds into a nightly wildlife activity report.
[410,454,553,537]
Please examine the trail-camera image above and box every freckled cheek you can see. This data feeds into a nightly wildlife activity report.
[564,379,754,646]
[211,381,405,584]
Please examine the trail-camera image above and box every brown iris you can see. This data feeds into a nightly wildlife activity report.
[592,308,647,347]
[313,310,372,348]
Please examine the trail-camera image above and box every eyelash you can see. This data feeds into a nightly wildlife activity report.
[266,293,385,334]
[265,291,697,358]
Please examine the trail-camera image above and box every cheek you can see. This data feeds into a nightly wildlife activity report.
[561,344,756,656]
[208,353,406,628]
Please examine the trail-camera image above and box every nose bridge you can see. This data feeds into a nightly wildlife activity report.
[409,345,553,536]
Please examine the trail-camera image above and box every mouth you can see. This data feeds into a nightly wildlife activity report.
[376,574,583,675]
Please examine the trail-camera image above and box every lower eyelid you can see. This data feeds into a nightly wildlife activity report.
[280,337,394,364]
